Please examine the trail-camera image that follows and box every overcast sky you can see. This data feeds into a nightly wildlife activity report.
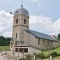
[0,0,60,37]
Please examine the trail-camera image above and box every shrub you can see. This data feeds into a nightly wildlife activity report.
[50,52,57,57]
[36,53,45,60]
[57,53,60,56]
[26,54,32,60]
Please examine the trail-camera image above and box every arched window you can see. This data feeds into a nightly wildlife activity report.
[16,11,19,14]
[24,19,26,24]
[16,33,17,38]
[16,19,18,24]
[38,38,40,45]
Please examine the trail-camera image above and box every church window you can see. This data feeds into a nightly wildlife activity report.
[16,11,19,14]
[48,41,49,45]
[15,48,18,52]
[38,38,40,45]
[15,48,28,53]
[16,33,17,38]
[24,19,26,24]
[43,39,45,45]
[19,48,23,52]
[16,19,18,24]
[15,41,18,45]
[15,42,17,45]
[24,48,28,53]
[11,42,12,45]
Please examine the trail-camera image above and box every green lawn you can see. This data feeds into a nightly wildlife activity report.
[37,56,60,60]
[43,47,60,56]
[0,46,10,51]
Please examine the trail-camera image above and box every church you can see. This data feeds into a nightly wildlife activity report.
[10,5,58,56]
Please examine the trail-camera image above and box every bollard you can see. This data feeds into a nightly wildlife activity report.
[49,55,53,60]
[34,53,36,60]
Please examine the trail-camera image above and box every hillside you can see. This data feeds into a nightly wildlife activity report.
[43,46,60,56]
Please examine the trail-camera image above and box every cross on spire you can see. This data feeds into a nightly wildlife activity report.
[21,0,23,7]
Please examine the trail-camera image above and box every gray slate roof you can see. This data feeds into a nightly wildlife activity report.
[26,29,57,41]
[14,5,29,16]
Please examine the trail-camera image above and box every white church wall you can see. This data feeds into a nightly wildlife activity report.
[24,31,30,46]
[58,40,60,46]
[29,33,38,47]
[12,26,21,41]
[28,47,41,54]
[14,46,41,57]
[53,41,59,48]
[25,32,46,50]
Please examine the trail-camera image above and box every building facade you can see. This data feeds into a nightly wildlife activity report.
[10,5,57,56]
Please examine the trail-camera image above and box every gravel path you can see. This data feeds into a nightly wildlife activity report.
[0,54,7,60]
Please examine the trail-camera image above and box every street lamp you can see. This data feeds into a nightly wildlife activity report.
[9,12,14,15]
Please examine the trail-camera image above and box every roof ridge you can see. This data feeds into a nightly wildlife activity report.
[29,29,50,36]
[26,29,57,41]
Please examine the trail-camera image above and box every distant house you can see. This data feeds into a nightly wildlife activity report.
[10,5,58,56]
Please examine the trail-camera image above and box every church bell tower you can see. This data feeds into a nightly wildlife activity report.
[13,5,29,43]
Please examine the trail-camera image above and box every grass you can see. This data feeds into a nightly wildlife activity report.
[36,47,60,60]
[0,46,10,51]
[43,47,60,56]
[37,56,60,60]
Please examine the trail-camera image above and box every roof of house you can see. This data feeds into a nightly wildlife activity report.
[26,29,58,41]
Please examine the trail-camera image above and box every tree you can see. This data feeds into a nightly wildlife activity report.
[57,33,60,40]
[0,36,11,46]
[37,53,44,60]
[26,54,32,60]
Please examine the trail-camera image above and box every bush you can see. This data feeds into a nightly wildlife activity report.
[36,53,45,59]
[26,54,32,60]
[57,53,60,56]
[50,52,57,57]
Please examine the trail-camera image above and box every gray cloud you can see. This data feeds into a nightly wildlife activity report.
[29,15,60,35]
[0,10,13,37]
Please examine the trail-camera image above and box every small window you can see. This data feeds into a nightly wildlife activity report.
[11,42,12,45]
[38,38,40,45]
[15,42,17,45]
[16,33,17,38]
[24,48,28,53]
[15,48,18,52]
[16,11,19,14]
[43,39,45,45]
[16,19,18,24]
[19,48,23,52]
[15,48,28,53]
[48,41,49,45]
[24,19,26,24]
